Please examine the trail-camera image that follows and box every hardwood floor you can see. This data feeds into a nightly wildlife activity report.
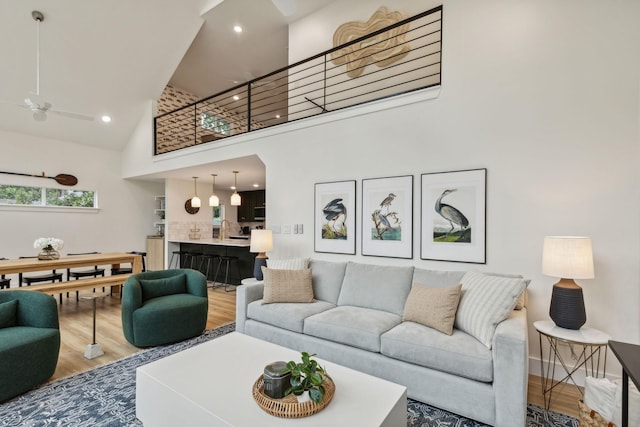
[52,287,581,418]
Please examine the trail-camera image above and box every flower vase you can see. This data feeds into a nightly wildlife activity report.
[38,249,60,260]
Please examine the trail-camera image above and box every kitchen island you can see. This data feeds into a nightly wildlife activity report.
[168,238,254,286]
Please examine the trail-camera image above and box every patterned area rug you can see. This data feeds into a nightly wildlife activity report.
[0,323,577,427]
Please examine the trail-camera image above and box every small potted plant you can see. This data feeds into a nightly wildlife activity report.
[281,352,327,403]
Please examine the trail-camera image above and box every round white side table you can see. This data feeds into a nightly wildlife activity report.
[534,320,611,416]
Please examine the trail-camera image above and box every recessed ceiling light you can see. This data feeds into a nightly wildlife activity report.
[275,114,280,119]
[253,183,260,188]
[101,115,112,123]
[233,25,243,33]
[233,95,240,101]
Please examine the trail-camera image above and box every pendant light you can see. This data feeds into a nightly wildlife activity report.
[231,171,241,206]
[191,176,201,208]
[209,174,219,207]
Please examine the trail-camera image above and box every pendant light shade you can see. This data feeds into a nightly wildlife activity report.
[231,171,241,206]
[209,174,219,207]
[191,176,201,208]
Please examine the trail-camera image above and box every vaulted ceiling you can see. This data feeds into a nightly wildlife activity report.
[0,0,334,151]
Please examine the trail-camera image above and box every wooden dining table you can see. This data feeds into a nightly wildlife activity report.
[0,253,143,298]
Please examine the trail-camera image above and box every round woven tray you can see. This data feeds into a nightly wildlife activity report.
[252,375,335,418]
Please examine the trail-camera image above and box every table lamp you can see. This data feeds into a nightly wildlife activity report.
[542,236,594,330]
[250,229,273,281]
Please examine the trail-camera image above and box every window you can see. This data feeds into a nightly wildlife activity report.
[0,184,97,208]
[201,112,231,135]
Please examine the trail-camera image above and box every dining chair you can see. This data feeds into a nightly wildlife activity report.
[66,252,106,300]
[0,258,10,289]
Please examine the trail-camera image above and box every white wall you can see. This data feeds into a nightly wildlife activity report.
[122,0,640,374]
[0,129,163,270]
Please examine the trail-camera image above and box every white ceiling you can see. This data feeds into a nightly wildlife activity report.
[0,0,334,155]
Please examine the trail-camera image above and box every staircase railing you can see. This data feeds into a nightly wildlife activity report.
[154,6,442,155]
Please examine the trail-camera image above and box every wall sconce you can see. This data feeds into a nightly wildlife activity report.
[231,171,241,206]
[191,176,201,208]
[542,236,594,330]
[250,229,273,281]
[209,174,219,207]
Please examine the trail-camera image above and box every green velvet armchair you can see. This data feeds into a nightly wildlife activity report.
[121,269,208,347]
[0,290,60,402]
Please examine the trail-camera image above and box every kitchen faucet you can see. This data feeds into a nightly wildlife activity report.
[219,219,231,241]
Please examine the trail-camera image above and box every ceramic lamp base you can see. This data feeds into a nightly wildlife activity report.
[549,283,586,330]
[254,256,268,281]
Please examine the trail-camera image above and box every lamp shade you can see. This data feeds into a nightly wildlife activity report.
[231,192,241,206]
[250,230,273,253]
[191,196,201,208]
[542,236,594,279]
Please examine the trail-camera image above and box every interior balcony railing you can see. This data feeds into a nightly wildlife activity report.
[154,6,442,155]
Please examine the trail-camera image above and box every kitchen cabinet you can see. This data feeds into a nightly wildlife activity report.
[146,236,165,271]
[237,190,265,222]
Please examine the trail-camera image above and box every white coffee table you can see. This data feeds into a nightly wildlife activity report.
[136,332,407,426]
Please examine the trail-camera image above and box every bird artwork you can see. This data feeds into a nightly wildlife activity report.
[379,193,396,212]
[322,198,347,239]
[434,189,470,242]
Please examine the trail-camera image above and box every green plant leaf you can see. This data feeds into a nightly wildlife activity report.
[309,387,323,403]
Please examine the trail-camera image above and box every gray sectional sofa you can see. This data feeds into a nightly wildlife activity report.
[236,260,529,426]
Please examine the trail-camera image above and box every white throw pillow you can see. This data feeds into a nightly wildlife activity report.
[266,257,310,270]
[454,271,526,349]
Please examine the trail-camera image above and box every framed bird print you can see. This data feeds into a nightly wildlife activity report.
[314,180,356,254]
[361,175,413,258]
[420,169,486,263]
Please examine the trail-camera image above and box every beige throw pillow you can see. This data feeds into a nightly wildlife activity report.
[261,267,314,304]
[402,283,462,335]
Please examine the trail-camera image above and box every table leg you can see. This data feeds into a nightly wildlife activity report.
[622,370,629,427]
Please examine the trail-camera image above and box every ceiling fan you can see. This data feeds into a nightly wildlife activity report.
[0,11,94,122]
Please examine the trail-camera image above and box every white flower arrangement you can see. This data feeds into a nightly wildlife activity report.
[33,237,64,251]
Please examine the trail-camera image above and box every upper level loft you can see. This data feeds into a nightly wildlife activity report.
[154,6,442,156]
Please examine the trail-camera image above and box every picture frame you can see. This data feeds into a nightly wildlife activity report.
[314,180,356,254]
[361,175,413,258]
[420,168,486,263]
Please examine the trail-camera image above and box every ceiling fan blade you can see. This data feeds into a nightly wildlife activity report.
[48,109,95,121]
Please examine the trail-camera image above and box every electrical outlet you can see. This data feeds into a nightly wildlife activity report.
[297,224,303,234]
[282,224,292,234]
[293,224,299,234]
[272,225,281,234]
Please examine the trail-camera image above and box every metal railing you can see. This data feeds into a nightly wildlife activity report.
[154,6,442,155]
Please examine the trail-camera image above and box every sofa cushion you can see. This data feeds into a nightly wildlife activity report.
[262,268,314,304]
[381,321,493,382]
[0,300,18,329]
[304,305,401,352]
[139,274,186,301]
[337,262,414,316]
[485,272,530,310]
[403,283,462,335]
[455,271,527,349]
[266,257,310,270]
[309,260,347,304]
[412,268,465,288]
[247,300,335,333]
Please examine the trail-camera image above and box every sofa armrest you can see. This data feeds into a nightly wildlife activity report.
[184,270,208,298]
[491,308,529,426]
[10,291,59,329]
[235,282,264,333]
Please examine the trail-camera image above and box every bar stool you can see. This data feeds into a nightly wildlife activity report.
[169,250,187,269]
[199,253,220,283]
[213,255,240,292]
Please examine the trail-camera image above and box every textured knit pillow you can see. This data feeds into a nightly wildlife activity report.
[139,274,187,301]
[266,257,310,270]
[454,271,526,348]
[261,267,314,304]
[402,283,462,335]
[0,299,18,329]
